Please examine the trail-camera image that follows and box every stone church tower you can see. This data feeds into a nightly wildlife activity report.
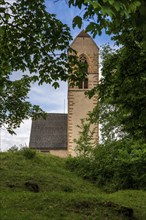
[29,30,99,157]
[68,30,99,156]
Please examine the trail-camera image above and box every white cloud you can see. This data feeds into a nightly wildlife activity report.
[0,119,31,152]
[29,81,68,112]
[7,0,15,2]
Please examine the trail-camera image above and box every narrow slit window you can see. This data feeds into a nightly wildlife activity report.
[84,78,88,89]
[78,54,88,89]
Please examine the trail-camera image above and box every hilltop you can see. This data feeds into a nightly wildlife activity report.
[0,149,146,220]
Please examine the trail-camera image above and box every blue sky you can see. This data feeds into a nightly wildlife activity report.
[1,0,112,151]
[45,0,112,45]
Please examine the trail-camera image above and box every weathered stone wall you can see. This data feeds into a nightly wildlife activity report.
[49,150,67,158]
[68,31,99,156]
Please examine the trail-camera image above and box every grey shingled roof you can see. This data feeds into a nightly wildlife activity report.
[29,113,67,150]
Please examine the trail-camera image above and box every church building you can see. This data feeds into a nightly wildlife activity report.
[29,30,99,157]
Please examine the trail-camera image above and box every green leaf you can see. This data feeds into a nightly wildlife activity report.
[73,16,82,28]
[0,7,5,13]
[52,81,59,89]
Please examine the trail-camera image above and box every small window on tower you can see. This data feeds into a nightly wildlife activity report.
[78,54,88,89]
[84,78,88,89]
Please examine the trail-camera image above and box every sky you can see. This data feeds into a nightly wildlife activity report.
[0,0,112,151]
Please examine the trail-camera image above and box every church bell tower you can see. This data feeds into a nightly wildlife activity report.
[68,30,99,156]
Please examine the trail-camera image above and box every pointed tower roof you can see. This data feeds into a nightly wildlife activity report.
[70,29,99,50]
[77,30,90,38]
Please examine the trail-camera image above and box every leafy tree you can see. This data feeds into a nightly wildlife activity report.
[74,119,97,157]
[98,41,146,142]
[0,0,84,133]
[69,0,146,46]
[68,0,146,142]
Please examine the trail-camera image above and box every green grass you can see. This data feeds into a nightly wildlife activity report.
[0,151,146,220]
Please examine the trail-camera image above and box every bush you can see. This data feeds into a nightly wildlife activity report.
[20,147,36,159]
[74,119,97,158]
[66,156,93,180]
[66,139,146,191]
[93,140,146,191]
[8,145,19,152]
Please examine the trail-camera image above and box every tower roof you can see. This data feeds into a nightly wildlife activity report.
[70,29,99,53]
[77,30,90,38]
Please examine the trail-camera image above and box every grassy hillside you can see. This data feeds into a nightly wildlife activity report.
[0,150,146,220]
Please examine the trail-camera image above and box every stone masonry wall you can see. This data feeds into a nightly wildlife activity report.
[68,32,99,156]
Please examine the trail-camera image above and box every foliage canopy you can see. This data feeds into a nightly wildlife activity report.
[69,0,146,47]
[0,0,84,133]
[68,0,146,142]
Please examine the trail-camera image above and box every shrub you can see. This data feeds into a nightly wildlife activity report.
[66,139,146,191]
[66,156,93,180]
[92,140,146,191]
[8,145,19,152]
[74,119,97,158]
[20,147,36,159]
